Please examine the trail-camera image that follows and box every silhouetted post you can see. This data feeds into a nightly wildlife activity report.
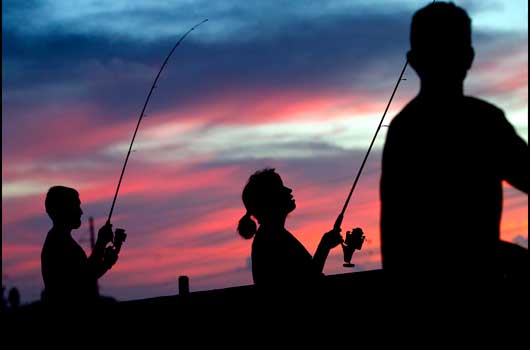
[89,217,100,295]
[8,287,20,310]
[89,216,96,250]
[1,286,6,312]
[178,276,190,296]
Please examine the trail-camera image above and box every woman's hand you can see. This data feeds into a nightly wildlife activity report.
[320,228,344,250]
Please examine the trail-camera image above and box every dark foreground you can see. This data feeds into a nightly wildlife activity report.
[3,269,528,344]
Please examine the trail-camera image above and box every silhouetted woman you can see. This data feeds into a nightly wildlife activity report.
[238,168,343,290]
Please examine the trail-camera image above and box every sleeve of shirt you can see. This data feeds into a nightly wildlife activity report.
[496,110,528,193]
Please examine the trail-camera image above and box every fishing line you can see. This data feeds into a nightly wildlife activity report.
[107,19,208,224]
[334,0,436,231]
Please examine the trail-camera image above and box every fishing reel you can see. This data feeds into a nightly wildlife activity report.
[341,227,365,267]
[113,228,127,253]
[103,227,126,269]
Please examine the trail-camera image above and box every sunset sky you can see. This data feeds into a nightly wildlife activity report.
[2,0,528,304]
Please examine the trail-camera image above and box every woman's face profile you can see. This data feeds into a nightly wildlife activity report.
[269,173,296,215]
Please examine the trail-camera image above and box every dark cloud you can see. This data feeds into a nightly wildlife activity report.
[2,0,43,25]
[4,2,525,127]
[3,9,413,119]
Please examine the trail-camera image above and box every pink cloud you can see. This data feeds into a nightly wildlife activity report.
[151,87,385,127]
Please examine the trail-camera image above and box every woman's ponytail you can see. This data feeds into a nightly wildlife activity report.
[237,211,257,239]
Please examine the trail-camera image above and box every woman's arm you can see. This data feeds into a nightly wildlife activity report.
[313,228,343,273]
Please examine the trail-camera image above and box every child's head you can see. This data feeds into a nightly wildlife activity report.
[408,2,474,86]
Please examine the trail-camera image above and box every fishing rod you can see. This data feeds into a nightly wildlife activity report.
[334,59,408,231]
[334,58,408,267]
[107,19,208,225]
[334,59,408,267]
[335,1,436,267]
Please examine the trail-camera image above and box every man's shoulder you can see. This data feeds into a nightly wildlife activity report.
[463,96,504,115]
[390,96,505,125]
[42,231,85,259]
[389,97,425,123]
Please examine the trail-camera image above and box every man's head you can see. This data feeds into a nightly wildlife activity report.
[407,2,474,87]
[45,186,83,229]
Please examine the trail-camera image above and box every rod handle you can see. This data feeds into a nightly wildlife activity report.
[334,213,344,231]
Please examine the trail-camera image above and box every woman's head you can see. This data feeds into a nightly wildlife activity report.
[237,168,296,239]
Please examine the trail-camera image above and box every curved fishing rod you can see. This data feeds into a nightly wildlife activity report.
[334,0,436,234]
[107,19,208,224]
[334,59,408,231]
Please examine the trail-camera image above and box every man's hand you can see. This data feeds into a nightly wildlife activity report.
[103,246,119,269]
[96,222,114,247]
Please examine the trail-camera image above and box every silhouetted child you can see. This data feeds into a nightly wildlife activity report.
[7,287,20,310]
[237,168,344,293]
[380,2,528,284]
[41,186,124,307]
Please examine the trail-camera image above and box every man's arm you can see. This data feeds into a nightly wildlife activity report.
[87,223,116,279]
[313,228,343,273]
[498,114,528,193]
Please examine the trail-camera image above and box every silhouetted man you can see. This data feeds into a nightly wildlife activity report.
[41,186,124,306]
[380,2,528,284]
